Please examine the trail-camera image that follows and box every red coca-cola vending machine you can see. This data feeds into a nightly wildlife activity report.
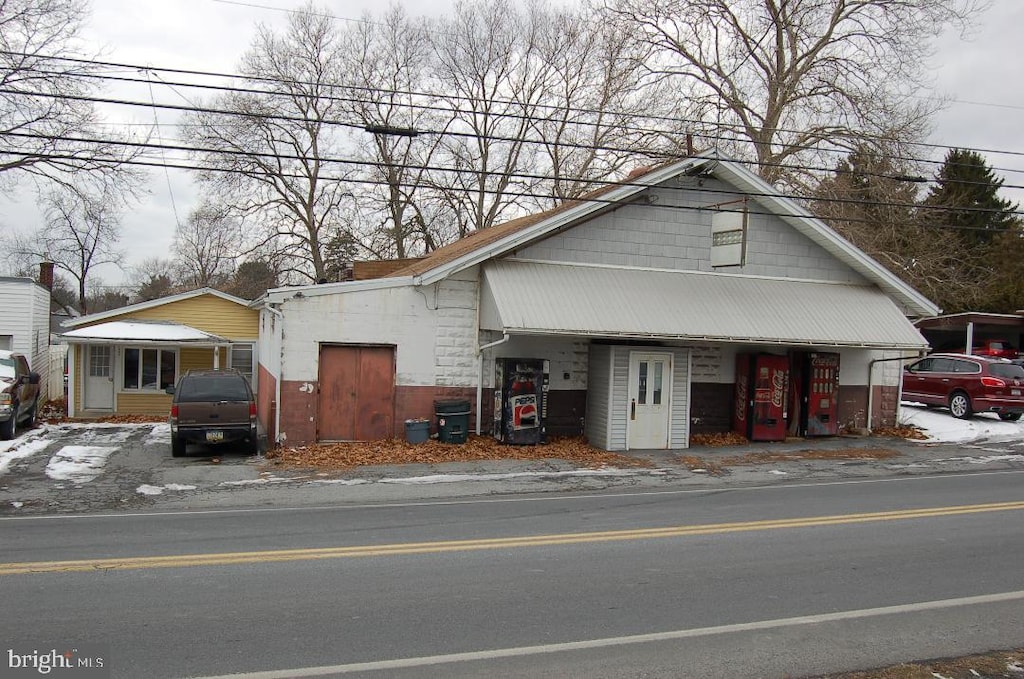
[733,353,789,441]
[802,352,840,436]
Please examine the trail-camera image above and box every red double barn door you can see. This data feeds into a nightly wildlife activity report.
[317,345,396,441]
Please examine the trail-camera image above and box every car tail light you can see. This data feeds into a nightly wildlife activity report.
[981,376,1006,388]
[170,405,179,421]
[249,402,257,418]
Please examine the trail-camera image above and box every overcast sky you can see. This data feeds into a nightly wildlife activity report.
[3,0,1023,289]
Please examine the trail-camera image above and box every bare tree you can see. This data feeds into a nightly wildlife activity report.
[5,181,125,313]
[0,0,144,187]
[429,0,553,237]
[530,4,662,206]
[173,199,241,288]
[340,6,450,258]
[603,0,981,184]
[183,2,354,282]
[125,256,180,301]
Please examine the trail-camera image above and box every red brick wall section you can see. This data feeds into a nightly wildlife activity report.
[278,380,318,446]
[395,385,485,436]
[256,364,277,445]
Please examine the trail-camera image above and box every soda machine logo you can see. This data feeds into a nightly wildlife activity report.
[770,370,785,408]
[735,374,748,422]
[512,394,538,430]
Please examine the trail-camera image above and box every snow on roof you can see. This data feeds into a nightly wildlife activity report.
[60,320,228,343]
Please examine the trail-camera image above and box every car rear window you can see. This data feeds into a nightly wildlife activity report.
[989,364,1024,380]
[176,375,251,402]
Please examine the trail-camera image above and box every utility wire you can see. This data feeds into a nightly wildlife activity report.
[6,81,1024,194]
[8,49,1024,170]
[4,140,1023,232]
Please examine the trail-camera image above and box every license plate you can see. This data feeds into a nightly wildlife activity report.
[1013,389,1021,396]
[206,431,224,443]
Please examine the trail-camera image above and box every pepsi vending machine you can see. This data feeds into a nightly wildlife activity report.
[494,358,549,445]
[733,353,789,442]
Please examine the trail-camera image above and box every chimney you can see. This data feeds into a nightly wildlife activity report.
[39,261,54,290]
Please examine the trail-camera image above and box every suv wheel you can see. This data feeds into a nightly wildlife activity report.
[22,399,37,427]
[949,391,973,419]
[0,413,14,441]
[999,412,1022,422]
[171,436,186,458]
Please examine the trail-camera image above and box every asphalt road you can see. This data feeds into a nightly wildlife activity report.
[1,470,1022,678]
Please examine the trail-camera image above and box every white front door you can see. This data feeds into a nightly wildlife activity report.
[84,345,114,410]
[627,352,672,449]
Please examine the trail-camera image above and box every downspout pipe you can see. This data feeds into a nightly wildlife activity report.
[867,352,924,431]
[476,333,510,434]
[265,305,285,447]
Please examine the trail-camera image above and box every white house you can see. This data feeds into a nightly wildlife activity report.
[255,152,937,449]
[0,271,52,402]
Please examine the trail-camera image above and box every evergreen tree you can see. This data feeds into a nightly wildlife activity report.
[922,149,1018,249]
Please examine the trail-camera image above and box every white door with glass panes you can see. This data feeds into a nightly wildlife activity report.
[627,352,672,449]
[84,345,114,410]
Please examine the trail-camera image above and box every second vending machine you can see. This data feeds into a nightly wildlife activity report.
[494,358,549,445]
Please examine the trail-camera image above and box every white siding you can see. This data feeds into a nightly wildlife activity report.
[258,308,283,381]
[0,278,51,402]
[669,348,690,448]
[483,335,588,391]
[585,344,611,449]
[609,346,630,450]
[511,178,868,285]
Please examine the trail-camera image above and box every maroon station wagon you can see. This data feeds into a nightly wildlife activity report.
[903,353,1024,420]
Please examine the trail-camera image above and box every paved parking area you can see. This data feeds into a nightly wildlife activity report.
[0,422,264,514]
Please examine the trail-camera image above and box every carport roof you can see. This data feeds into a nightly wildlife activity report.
[480,260,928,349]
[61,320,229,345]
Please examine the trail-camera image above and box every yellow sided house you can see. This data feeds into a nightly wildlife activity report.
[61,289,258,418]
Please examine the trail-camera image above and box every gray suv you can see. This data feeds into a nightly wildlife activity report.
[166,369,259,457]
[0,350,41,440]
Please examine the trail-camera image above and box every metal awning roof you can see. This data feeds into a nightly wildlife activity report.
[480,260,928,349]
[60,320,229,346]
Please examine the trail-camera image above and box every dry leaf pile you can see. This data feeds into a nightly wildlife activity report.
[689,431,750,447]
[675,455,727,476]
[268,435,653,470]
[872,424,928,440]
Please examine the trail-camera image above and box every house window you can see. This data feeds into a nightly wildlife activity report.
[710,208,747,267]
[123,348,177,390]
[230,343,255,386]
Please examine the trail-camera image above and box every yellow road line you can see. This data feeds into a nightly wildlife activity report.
[2,500,1023,576]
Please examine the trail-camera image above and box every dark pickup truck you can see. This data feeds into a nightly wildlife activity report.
[166,369,259,457]
[0,350,41,440]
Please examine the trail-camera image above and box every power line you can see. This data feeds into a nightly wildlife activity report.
[4,138,1023,232]
[9,49,1024,172]
[7,75,1024,195]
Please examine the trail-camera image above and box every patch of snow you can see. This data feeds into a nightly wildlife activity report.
[10,501,22,508]
[936,454,1024,464]
[378,469,648,485]
[136,484,164,495]
[768,470,788,475]
[145,423,170,445]
[0,437,53,476]
[219,476,295,487]
[50,424,137,445]
[164,483,196,491]
[1007,661,1023,672]
[899,404,1024,444]
[309,479,369,486]
[45,446,118,483]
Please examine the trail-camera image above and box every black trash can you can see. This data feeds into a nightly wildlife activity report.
[434,399,470,444]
